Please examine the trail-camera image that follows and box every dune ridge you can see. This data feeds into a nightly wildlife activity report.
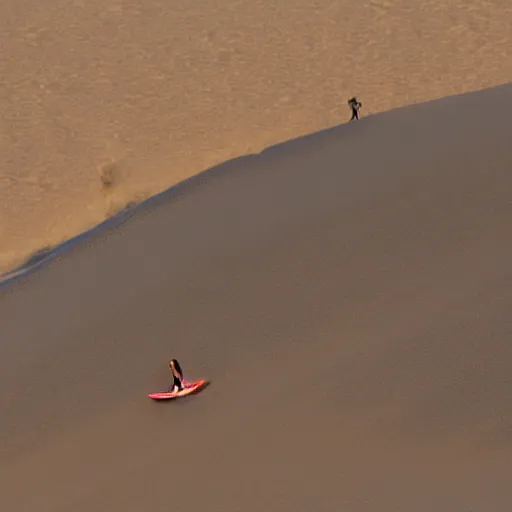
[1,0,511,274]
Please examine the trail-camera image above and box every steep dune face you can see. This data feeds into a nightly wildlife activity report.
[1,85,512,511]
[1,0,511,273]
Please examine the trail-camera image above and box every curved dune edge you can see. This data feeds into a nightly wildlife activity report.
[1,83,508,288]
[2,0,511,278]
[2,98,383,286]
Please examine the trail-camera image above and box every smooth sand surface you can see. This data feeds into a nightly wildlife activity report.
[1,0,511,273]
[1,84,511,511]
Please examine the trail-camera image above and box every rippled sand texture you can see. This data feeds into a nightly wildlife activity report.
[0,0,511,272]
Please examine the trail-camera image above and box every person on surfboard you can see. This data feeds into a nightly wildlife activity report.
[169,359,185,393]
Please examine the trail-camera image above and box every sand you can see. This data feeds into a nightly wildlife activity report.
[1,83,511,511]
[1,0,511,274]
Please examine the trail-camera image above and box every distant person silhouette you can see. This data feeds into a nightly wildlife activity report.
[348,97,362,121]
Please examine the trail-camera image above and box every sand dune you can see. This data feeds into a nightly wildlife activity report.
[1,0,511,274]
[1,84,511,511]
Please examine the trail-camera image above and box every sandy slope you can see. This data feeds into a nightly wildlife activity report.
[1,84,511,511]
[1,0,511,273]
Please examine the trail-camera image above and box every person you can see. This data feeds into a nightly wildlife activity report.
[169,359,186,392]
[348,97,362,121]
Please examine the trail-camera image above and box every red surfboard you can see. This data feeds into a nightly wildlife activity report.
[148,379,208,401]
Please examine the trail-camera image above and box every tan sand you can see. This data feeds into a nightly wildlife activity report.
[1,0,511,274]
[1,84,511,511]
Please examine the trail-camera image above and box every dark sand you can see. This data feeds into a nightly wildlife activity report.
[1,84,512,511]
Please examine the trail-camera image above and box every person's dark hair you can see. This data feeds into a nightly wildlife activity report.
[170,359,183,375]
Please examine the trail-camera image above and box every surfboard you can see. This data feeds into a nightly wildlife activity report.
[148,379,207,401]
